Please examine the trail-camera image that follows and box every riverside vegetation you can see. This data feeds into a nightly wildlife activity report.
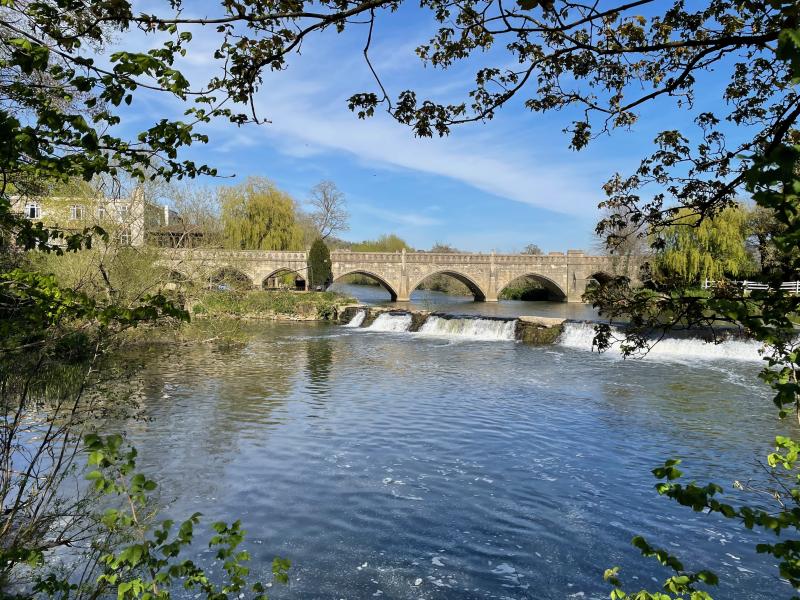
[191,290,353,321]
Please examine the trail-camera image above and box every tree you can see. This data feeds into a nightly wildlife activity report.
[429,242,459,253]
[2,2,795,232]
[296,210,323,249]
[522,244,542,255]
[746,203,800,280]
[163,182,224,248]
[309,181,349,240]
[351,234,412,252]
[652,206,754,285]
[307,238,332,290]
[220,178,302,251]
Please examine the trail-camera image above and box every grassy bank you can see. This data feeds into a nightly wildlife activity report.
[190,290,356,321]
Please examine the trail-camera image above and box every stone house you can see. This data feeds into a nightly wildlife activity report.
[10,188,179,247]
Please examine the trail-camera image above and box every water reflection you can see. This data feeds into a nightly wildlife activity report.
[305,336,333,402]
[329,282,600,319]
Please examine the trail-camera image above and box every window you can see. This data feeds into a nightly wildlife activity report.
[24,203,40,219]
[97,205,106,219]
[70,205,84,220]
[118,228,131,246]
[117,205,128,220]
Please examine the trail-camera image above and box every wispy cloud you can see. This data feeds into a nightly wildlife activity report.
[110,8,617,252]
[160,23,611,217]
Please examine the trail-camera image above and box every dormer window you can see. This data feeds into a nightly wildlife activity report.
[70,205,84,220]
[24,202,40,219]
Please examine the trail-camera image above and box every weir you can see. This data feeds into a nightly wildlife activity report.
[417,315,517,341]
[341,307,765,361]
[557,321,764,362]
[365,312,413,332]
[341,306,558,343]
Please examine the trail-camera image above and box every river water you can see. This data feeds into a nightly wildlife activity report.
[121,294,791,599]
[328,283,600,320]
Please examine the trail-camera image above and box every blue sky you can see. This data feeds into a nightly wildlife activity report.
[115,1,732,252]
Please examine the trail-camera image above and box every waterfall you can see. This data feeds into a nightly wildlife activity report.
[365,312,413,332]
[557,321,764,362]
[417,316,517,341]
[343,310,366,328]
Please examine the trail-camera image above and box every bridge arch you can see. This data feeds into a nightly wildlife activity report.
[498,273,567,302]
[588,271,614,286]
[209,266,253,290]
[410,270,487,302]
[333,269,400,301]
[262,267,306,290]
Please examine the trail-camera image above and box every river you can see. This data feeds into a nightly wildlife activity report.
[120,292,790,599]
[328,282,600,320]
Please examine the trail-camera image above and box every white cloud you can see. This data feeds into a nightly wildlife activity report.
[118,10,612,218]
[255,95,602,217]
[232,29,608,217]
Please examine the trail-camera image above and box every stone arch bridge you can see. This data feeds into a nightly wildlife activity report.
[160,248,629,303]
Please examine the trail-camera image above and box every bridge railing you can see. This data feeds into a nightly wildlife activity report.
[702,279,800,294]
[330,250,610,263]
[161,248,308,261]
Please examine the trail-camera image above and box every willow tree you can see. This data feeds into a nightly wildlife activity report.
[652,206,754,285]
[220,178,302,251]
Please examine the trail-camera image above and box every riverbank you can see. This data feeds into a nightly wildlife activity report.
[114,291,359,348]
[190,290,357,321]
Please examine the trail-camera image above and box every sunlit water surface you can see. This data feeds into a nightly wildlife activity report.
[121,316,790,600]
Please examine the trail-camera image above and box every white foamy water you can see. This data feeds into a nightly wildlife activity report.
[343,310,366,328]
[417,316,517,341]
[557,321,765,362]
[365,313,412,332]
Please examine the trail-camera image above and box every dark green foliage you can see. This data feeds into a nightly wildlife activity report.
[499,278,547,300]
[307,238,332,289]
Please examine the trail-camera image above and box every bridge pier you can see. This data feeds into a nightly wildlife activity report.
[396,276,411,302]
[485,251,498,301]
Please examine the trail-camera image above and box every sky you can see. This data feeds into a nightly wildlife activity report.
[113,1,733,253]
